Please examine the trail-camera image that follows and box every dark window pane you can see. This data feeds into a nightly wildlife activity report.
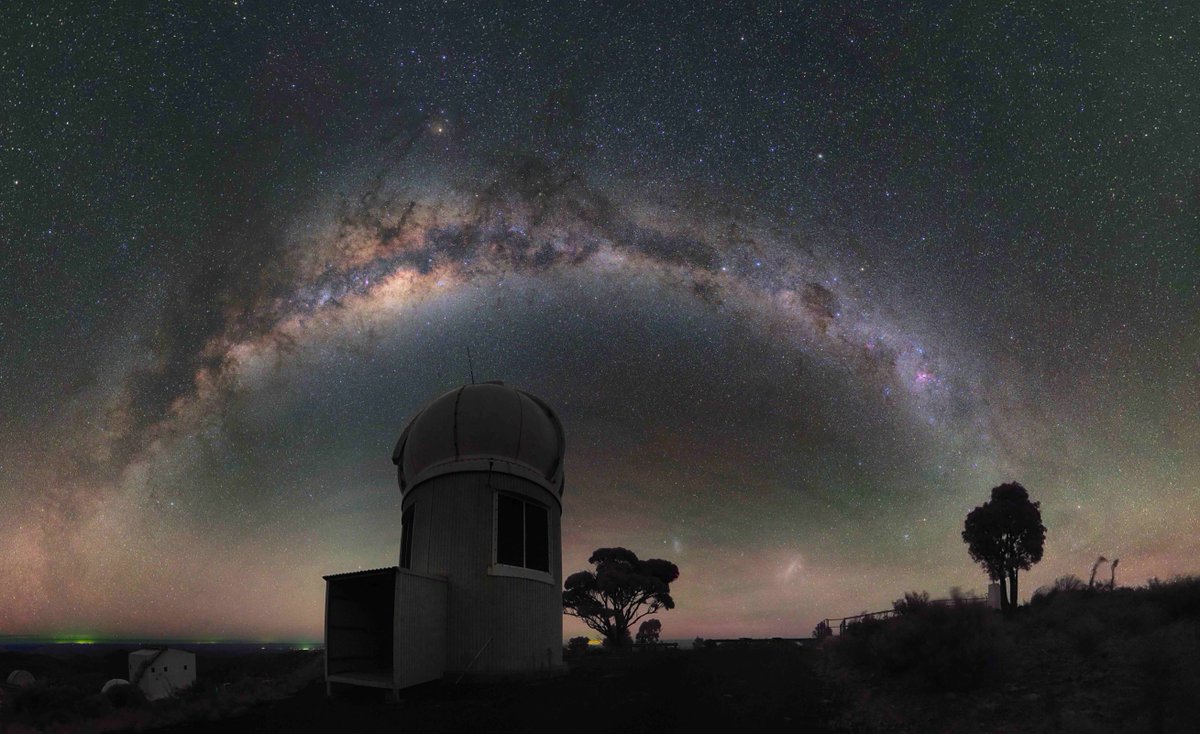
[524,502,549,572]
[496,494,524,566]
[400,505,415,569]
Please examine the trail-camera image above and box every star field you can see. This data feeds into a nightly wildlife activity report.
[0,2,1197,641]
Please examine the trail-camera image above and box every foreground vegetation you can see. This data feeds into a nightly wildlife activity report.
[3,577,1198,732]
[0,649,322,733]
[824,576,1200,733]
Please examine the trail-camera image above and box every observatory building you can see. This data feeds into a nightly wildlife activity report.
[323,382,566,696]
[128,648,196,700]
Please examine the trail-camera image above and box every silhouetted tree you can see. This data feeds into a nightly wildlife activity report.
[566,636,590,656]
[962,482,1046,612]
[636,618,662,644]
[562,547,679,649]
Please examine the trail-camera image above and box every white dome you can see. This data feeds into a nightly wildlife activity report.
[392,382,564,495]
[101,678,130,693]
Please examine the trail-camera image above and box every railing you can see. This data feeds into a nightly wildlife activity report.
[697,637,813,648]
[631,642,679,651]
[813,609,897,638]
[814,595,988,638]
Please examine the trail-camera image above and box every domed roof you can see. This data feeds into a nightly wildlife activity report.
[101,679,131,694]
[392,382,565,495]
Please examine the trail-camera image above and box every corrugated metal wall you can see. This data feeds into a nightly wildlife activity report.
[393,570,447,689]
[402,469,563,674]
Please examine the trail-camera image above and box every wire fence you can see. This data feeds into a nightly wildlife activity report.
[813,595,988,638]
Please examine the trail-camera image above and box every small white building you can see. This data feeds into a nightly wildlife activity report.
[128,648,196,700]
[987,582,1003,611]
[324,382,566,698]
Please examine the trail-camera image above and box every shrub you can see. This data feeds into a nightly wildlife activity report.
[834,615,889,670]
[1032,574,1090,608]
[566,636,590,656]
[1054,574,1087,592]
[10,684,87,728]
[104,681,148,708]
[1133,622,1200,731]
[892,591,931,616]
[835,596,1008,692]
[1144,575,1200,620]
[1032,586,1096,632]
[78,692,114,718]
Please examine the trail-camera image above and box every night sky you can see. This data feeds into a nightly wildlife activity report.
[2,3,1197,642]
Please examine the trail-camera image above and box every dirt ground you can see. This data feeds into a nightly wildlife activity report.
[138,645,837,734]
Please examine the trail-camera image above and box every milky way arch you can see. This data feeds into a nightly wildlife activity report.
[6,151,1006,640]
[123,150,965,467]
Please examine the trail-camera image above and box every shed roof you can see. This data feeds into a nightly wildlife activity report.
[322,566,397,580]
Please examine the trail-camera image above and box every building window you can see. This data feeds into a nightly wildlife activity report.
[495,493,550,572]
[163,666,168,672]
[183,665,188,670]
[400,504,415,569]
